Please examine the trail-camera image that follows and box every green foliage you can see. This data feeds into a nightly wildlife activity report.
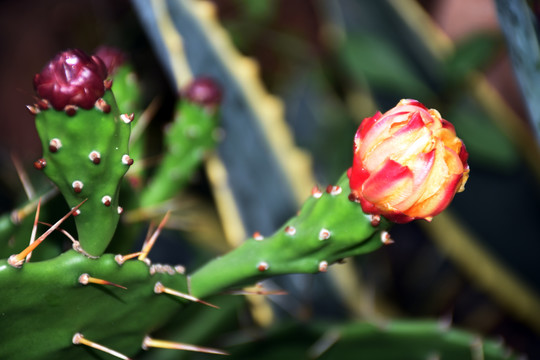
[339,34,434,100]
[442,33,503,90]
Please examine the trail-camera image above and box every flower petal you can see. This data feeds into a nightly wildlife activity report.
[394,149,436,212]
[364,112,432,172]
[362,159,414,207]
[406,173,463,219]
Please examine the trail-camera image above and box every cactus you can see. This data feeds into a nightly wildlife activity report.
[0,16,525,360]
[140,77,222,208]
[30,49,133,257]
[0,249,192,359]
[189,173,391,299]
[93,46,147,186]
[94,46,142,117]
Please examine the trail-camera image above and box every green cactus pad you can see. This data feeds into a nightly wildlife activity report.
[109,65,142,116]
[34,90,131,256]
[0,250,192,360]
[189,172,390,299]
[140,100,219,208]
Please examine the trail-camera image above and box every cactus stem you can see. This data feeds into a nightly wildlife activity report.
[26,105,39,115]
[64,105,78,116]
[318,228,331,241]
[88,150,101,164]
[114,252,144,265]
[284,226,296,236]
[311,186,323,199]
[24,198,41,262]
[78,273,127,289]
[380,231,394,245]
[212,128,226,142]
[120,113,135,124]
[153,282,219,309]
[142,336,228,355]
[253,231,264,241]
[257,261,269,272]
[101,195,112,206]
[72,180,84,193]
[33,158,47,170]
[318,261,329,272]
[8,199,86,267]
[72,333,131,360]
[49,138,62,153]
[370,215,381,227]
[122,154,134,166]
[95,98,111,113]
[138,211,170,261]
[104,79,113,90]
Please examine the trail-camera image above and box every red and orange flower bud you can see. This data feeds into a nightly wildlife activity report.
[348,99,469,223]
[33,49,108,110]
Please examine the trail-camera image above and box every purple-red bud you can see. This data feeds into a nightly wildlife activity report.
[94,46,128,76]
[182,77,222,109]
[33,49,108,111]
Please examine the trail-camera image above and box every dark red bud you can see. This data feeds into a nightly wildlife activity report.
[94,46,128,76]
[33,49,108,111]
[182,77,222,109]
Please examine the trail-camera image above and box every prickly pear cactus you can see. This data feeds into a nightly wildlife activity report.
[30,49,133,257]
[189,173,391,299]
[0,250,192,360]
[0,45,519,360]
[140,77,222,208]
[94,46,142,116]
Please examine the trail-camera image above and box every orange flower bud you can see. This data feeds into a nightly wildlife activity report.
[348,99,469,223]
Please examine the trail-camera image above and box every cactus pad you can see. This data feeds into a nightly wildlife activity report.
[0,250,192,360]
[32,49,132,256]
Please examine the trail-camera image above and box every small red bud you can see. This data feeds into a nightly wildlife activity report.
[34,49,108,110]
[182,77,222,109]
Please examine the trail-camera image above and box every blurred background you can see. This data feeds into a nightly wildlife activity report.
[0,0,539,358]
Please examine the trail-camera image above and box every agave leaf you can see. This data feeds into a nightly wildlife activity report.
[495,0,540,144]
